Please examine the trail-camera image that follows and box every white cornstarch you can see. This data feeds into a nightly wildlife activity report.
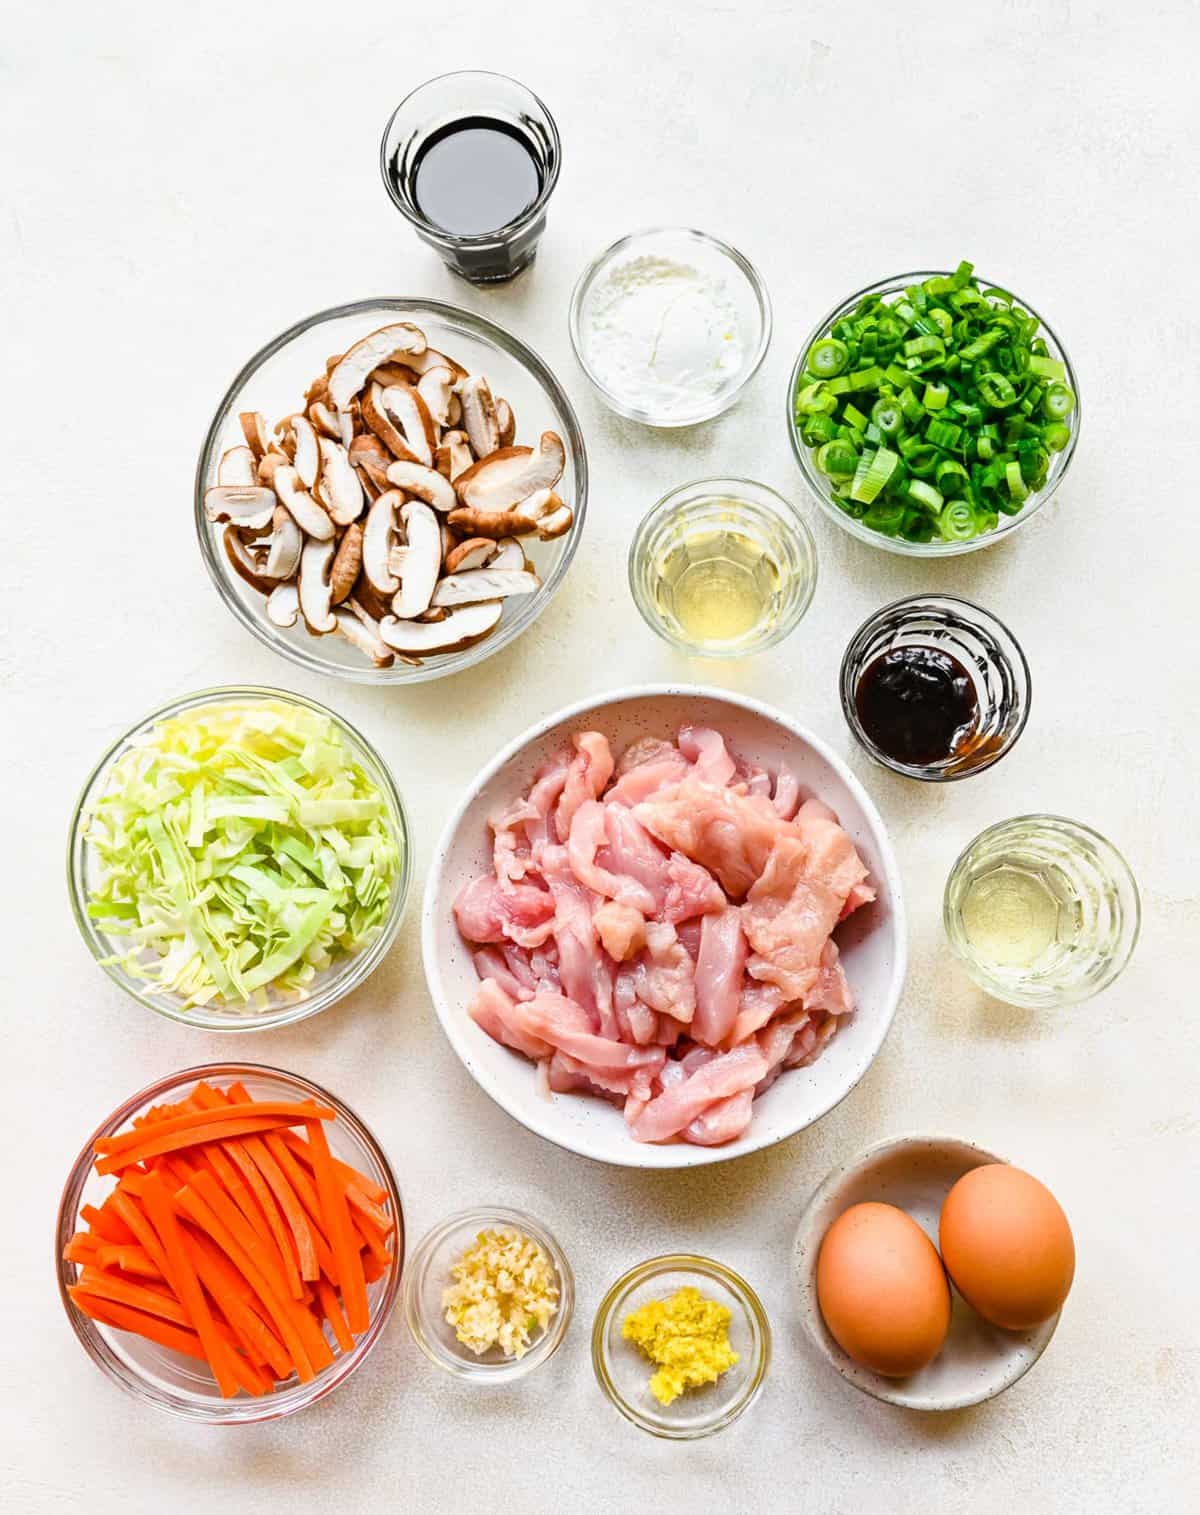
[582,255,745,418]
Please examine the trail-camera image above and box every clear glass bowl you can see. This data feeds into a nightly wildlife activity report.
[787,270,1080,557]
[592,1254,771,1438]
[195,297,588,683]
[569,227,772,426]
[67,686,411,1031]
[379,70,561,283]
[839,595,1031,781]
[402,1207,573,1382]
[628,476,817,657]
[55,1063,404,1423]
[944,815,1141,1008]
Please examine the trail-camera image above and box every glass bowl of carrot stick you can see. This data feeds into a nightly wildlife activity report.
[55,1063,404,1422]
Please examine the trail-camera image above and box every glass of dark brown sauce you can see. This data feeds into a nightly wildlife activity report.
[381,72,561,284]
[840,595,1031,781]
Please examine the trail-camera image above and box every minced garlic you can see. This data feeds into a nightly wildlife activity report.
[442,1227,559,1360]
[621,1286,739,1405]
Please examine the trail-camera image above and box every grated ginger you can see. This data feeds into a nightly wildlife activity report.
[621,1286,739,1405]
[442,1227,559,1360]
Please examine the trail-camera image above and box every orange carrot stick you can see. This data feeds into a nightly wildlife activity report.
[80,1203,136,1244]
[279,1129,389,1204]
[317,1278,354,1353]
[305,1119,368,1334]
[215,1139,303,1299]
[94,1116,300,1176]
[95,1100,336,1156]
[75,1267,191,1327]
[94,1244,162,1279]
[181,1228,291,1381]
[259,1132,339,1280]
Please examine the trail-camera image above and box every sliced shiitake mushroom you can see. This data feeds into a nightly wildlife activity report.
[219,445,258,487]
[334,606,394,668]
[383,460,457,514]
[272,465,335,541]
[381,383,437,467]
[328,322,427,412]
[239,411,270,459]
[430,567,541,607]
[264,504,303,579]
[378,599,503,656]
[330,523,363,604]
[448,486,573,541]
[458,374,500,458]
[363,489,403,594]
[390,501,441,619]
[291,414,321,491]
[223,526,276,594]
[454,432,566,515]
[299,538,337,633]
[205,485,276,530]
[266,581,300,627]
[317,437,363,525]
[417,366,457,429]
[444,536,495,574]
[435,429,474,483]
[495,397,516,449]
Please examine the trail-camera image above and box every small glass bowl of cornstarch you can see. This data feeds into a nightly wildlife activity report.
[569,227,772,427]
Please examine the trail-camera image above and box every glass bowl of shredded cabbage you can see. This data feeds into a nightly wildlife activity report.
[67,688,410,1031]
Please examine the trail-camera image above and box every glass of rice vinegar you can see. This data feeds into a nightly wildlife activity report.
[628,477,817,658]
[943,815,1140,1009]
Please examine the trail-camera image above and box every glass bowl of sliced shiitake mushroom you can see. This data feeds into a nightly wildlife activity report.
[196,299,589,683]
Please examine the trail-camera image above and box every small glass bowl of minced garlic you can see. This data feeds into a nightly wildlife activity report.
[592,1255,771,1438]
[403,1207,574,1382]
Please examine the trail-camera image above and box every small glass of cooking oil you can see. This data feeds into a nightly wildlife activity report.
[943,815,1140,1009]
[628,478,817,658]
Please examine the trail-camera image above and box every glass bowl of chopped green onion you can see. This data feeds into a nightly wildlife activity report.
[787,264,1079,555]
[67,688,411,1032]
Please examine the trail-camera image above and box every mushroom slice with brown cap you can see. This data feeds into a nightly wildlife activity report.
[299,538,337,633]
[264,505,303,580]
[458,374,501,459]
[205,485,277,530]
[430,567,541,608]
[447,487,574,540]
[334,606,394,668]
[362,382,421,463]
[362,489,403,594]
[390,501,442,620]
[444,537,496,574]
[328,322,427,412]
[522,488,574,540]
[330,523,363,604]
[317,437,363,525]
[378,599,503,656]
[257,449,287,487]
[348,433,393,495]
[381,383,437,467]
[239,411,271,459]
[417,366,457,430]
[383,460,458,514]
[266,582,301,628]
[495,397,516,449]
[454,431,566,515]
[291,415,321,491]
[219,446,258,487]
[435,429,474,483]
[488,538,531,573]
[309,401,341,441]
[223,526,276,594]
[410,346,469,381]
[272,465,335,541]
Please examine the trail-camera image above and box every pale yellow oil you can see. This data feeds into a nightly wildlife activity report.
[961,867,1060,968]
[652,509,782,650]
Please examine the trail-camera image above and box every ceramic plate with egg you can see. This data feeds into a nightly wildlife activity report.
[793,1134,1062,1410]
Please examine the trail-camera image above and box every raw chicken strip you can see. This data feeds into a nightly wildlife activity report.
[454,875,556,949]
[682,1090,755,1146]
[805,939,855,1017]
[469,978,552,1060]
[729,983,788,1045]
[601,805,725,923]
[628,1044,769,1143]
[593,899,648,962]
[634,777,790,897]
[741,835,841,1001]
[678,725,737,787]
[631,921,696,1024]
[567,801,656,913]
[607,738,691,805]
[540,845,616,1036]
[555,732,614,842]
[472,947,531,1002]
[691,909,747,1047]
[793,798,872,902]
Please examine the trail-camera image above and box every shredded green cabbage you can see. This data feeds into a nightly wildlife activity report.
[84,699,401,1010]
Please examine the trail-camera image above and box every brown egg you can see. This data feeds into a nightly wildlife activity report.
[816,1202,951,1377]
[939,1164,1075,1330]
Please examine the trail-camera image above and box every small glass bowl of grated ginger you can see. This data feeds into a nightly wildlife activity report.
[403,1208,574,1382]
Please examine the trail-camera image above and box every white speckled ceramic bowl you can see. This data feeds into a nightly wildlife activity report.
[794,1134,1061,1410]
[422,685,907,1169]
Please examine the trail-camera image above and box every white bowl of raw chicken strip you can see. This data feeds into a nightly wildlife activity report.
[422,686,907,1168]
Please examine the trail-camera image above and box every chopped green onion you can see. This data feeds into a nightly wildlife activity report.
[796,260,1074,544]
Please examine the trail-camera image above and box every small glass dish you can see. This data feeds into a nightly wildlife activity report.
[195,297,587,684]
[380,71,561,283]
[569,227,772,427]
[592,1254,771,1439]
[67,686,412,1032]
[787,269,1080,557]
[402,1206,573,1383]
[944,815,1140,1008]
[628,477,817,658]
[55,1063,404,1423]
[840,595,1031,781]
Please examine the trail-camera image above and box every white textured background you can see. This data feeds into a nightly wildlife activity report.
[2,2,1197,1511]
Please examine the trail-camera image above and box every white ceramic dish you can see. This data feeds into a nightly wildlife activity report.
[422,685,907,1169]
[793,1134,1061,1410]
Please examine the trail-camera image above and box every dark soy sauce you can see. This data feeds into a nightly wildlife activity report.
[855,645,979,766]
[412,117,542,237]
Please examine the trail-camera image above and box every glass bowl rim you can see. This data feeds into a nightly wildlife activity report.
[194,296,588,684]
[591,1251,772,1438]
[942,811,1142,1003]
[786,267,1081,557]
[54,1060,405,1423]
[66,683,412,1031]
[401,1204,574,1382]
[568,225,773,427]
[626,473,818,658]
[838,592,1032,782]
[378,69,563,246]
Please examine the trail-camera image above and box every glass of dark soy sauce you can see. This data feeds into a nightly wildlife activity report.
[381,71,561,284]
